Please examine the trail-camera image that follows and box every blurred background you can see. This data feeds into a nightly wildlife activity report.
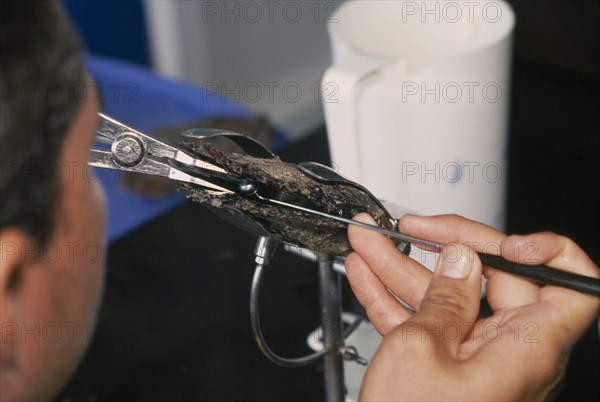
[65,0,343,139]
[63,0,598,139]
[57,1,598,401]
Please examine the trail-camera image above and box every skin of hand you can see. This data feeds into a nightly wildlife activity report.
[345,213,600,402]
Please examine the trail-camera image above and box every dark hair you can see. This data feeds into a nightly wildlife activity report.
[0,0,85,246]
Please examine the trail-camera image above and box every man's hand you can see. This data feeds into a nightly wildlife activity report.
[346,213,599,401]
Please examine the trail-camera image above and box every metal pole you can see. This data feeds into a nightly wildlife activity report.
[318,259,345,401]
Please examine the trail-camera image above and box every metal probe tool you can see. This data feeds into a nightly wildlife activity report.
[89,113,600,297]
[253,193,600,296]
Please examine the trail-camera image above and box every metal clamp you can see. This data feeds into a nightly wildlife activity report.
[111,133,144,167]
[340,345,368,366]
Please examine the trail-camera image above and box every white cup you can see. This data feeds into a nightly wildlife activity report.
[322,0,515,230]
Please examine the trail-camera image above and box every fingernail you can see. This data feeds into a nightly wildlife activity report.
[353,213,377,225]
[440,255,472,279]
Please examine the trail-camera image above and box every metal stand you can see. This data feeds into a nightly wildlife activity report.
[318,259,346,401]
[251,237,359,401]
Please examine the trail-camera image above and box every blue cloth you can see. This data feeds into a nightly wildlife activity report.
[86,55,281,242]
[64,0,151,67]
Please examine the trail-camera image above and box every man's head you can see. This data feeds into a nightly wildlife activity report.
[1,1,106,400]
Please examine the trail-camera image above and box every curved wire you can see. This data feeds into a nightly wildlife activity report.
[250,236,365,368]
[250,262,327,367]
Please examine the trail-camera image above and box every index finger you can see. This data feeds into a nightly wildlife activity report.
[348,213,432,310]
[398,214,505,250]
[504,232,600,341]
[399,214,541,311]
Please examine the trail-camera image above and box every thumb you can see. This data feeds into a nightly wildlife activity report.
[409,243,482,356]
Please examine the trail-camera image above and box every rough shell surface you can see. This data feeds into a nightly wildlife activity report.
[181,139,397,257]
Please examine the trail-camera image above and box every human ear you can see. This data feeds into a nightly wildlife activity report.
[0,227,30,287]
[0,228,30,390]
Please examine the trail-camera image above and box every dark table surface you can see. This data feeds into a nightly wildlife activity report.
[57,57,599,402]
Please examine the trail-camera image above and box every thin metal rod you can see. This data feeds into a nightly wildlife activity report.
[257,195,600,296]
[257,194,443,251]
[318,259,345,402]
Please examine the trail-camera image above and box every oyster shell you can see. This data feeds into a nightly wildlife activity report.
[180,139,399,258]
